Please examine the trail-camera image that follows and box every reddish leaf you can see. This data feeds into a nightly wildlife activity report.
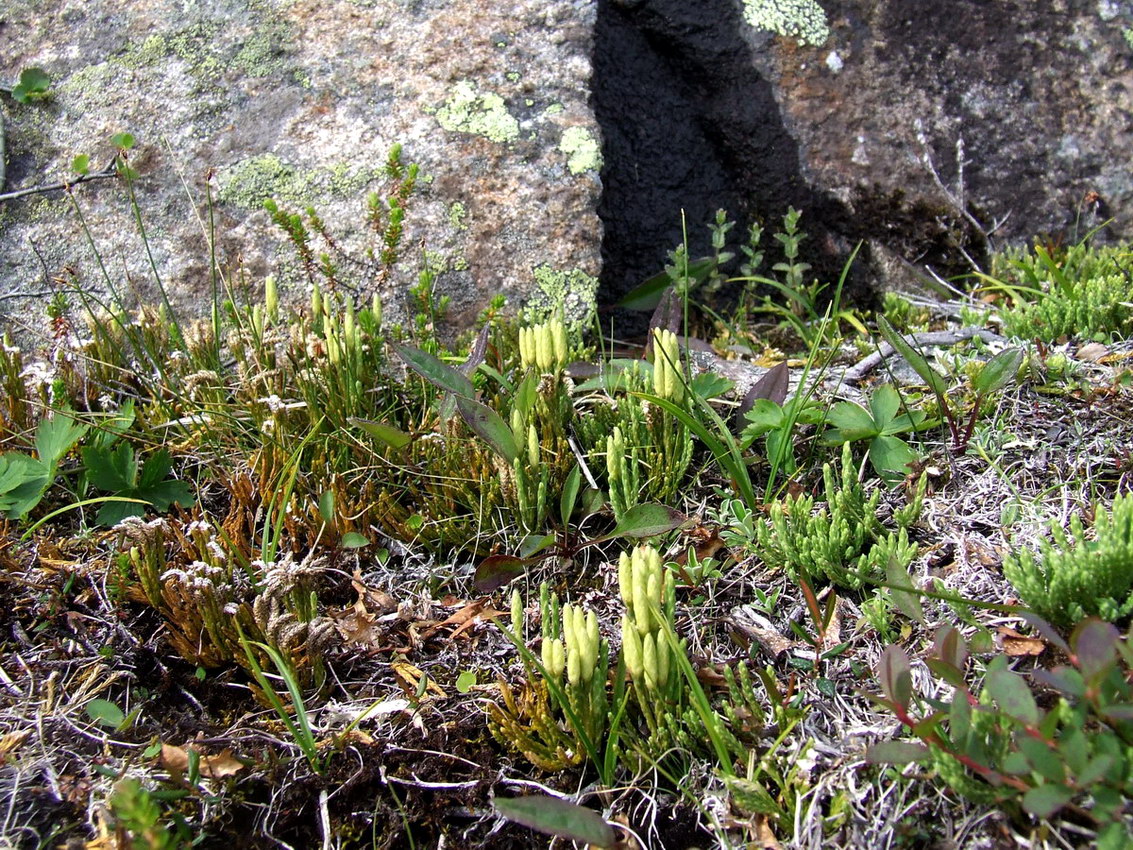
[877,645,913,709]
[933,625,968,673]
[473,555,532,593]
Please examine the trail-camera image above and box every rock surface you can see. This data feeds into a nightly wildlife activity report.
[593,0,1133,302]
[1,0,602,340]
[3,0,1132,340]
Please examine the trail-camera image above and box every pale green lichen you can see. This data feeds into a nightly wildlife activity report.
[217,156,380,209]
[435,80,520,143]
[217,154,313,208]
[544,103,564,116]
[559,126,602,175]
[448,202,468,231]
[58,62,122,98]
[742,0,830,47]
[528,265,598,328]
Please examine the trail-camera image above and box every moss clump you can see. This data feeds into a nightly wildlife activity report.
[434,80,520,143]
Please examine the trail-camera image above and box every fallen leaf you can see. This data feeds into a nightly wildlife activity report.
[998,626,1046,657]
[160,743,245,778]
[391,661,448,700]
[0,729,31,760]
[1076,341,1109,362]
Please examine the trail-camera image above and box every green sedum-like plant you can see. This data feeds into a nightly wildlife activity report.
[751,442,924,590]
[1004,493,1133,627]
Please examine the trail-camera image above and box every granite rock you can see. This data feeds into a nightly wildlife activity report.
[0,0,602,339]
[593,0,1133,303]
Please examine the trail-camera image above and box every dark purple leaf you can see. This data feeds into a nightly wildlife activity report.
[1071,618,1119,681]
[474,555,532,593]
[933,626,969,673]
[646,287,681,354]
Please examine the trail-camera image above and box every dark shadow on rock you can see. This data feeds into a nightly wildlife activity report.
[591,0,874,325]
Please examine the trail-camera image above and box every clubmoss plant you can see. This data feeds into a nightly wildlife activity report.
[978,241,1133,342]
[1004,493,1133,627]
[752,442,924,590]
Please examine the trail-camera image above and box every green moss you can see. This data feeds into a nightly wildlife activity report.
[559,126,602,175]
[742,0,830,47]
[528,265,598,328]
[435,80,520,143]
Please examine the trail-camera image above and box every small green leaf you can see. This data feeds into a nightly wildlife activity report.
[86,698,126,729]
[986,660,1039,726]
[689,371,733,400]
[11,67,51,103]
[35,416,87,470]
[560,464,581,528]
[456,397,517,462]
[340,532,369,549]
[864,741,929,765]
[493,795,615,848]
[869,435,919,481]
[350,418,412,450]
[455,671,477,693]
[394,343,474,398]
[84,444,136,493]
[742,399,786,437]
[824,401,878,442]
[608,503,686,540]
[1021,783,1073,818]
[136,478,193,512]
[110,132,135,151]
[885,555,925,624]
[869,384,902,429]
[877,317,948,397]
[319,491,335,524]
[137,449,174,490]
[72,154,90,176]
[972,347,1023,395]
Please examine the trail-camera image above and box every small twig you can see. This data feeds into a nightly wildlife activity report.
[0,160,118,203]
[843,327,1009,386]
